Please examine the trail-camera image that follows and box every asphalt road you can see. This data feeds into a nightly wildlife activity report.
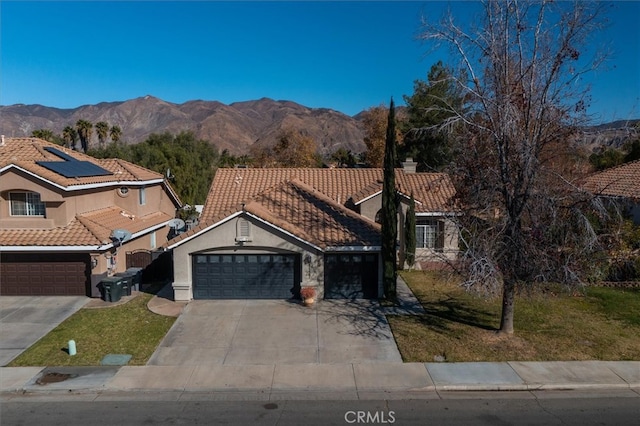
[2,395,638,425]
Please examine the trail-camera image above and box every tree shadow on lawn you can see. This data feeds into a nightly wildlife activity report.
[413,296,498,334]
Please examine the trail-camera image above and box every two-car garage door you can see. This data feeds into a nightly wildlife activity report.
[193,253,298,299]
[0,253,89,296]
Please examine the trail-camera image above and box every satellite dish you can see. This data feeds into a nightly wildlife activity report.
[111,229,133,245]
[168,218,186,229]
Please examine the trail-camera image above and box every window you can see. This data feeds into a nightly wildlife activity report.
[9,192,45,216]
[139,187,146,205]
[416,220,443,250]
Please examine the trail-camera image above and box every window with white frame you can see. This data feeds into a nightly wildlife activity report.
[416,220,443,250]
[139,186,146,205]
[9,192,46,217]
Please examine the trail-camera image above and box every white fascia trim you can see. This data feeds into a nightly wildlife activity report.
[0,245,105,252]
[325,246,381,252]
[244,212,323,252]
[353,190,382,206]
[166,211,243,250]
[2,165,163,191]
[354,190,423,206]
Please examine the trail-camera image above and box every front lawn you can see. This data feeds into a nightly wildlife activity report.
[8,293,175,366]
[388,271,640,362]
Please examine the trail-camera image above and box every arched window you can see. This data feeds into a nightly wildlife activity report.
[9,191,45,217]
[375,209,382,224]
[236,218,252,242]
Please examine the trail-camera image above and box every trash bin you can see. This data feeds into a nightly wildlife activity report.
[99,276,124,302]
[124,267,144,291]
[114,273,133,296]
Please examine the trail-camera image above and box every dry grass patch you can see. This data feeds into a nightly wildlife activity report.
[388,271,640,362]
[8,293,175,367]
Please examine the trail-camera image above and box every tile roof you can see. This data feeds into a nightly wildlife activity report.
[0,207,172,248]
[582,160,640,200]
[168,167,456,249]
[245,178,381,249]
[0,137,164,187]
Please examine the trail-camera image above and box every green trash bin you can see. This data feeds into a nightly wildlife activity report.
[100,277,124,302]
[114,273,133,296]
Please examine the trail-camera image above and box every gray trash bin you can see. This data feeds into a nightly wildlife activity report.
[100,276,124,302]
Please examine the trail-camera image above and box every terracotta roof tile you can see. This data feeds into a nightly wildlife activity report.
[171,167,456,249]
[0,137,164,187]
[582,160,640,200]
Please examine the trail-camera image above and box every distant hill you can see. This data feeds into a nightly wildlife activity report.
[0,96,365,156]
[1,96,637,156]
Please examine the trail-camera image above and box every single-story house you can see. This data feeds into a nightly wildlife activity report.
[582,159,640,224]
[166,159,458,301]
[0,136,182,297]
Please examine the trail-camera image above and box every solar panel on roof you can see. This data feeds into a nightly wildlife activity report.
[43,146,78,162]
[36,146,113,178]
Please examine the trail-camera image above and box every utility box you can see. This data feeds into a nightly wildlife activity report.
[99,276,124,302]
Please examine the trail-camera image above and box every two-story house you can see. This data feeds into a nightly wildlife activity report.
[0,137,181,297]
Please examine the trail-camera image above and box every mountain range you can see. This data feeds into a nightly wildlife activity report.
[0,96,365,156]
[1,96,637,156]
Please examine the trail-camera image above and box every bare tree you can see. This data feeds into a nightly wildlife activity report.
[419,1,610,334]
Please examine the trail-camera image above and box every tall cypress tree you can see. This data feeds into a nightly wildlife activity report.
[382,98,398,302]
[404,193,416,269]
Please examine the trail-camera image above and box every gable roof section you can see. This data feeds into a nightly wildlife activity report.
[168,167,455,249]
[582,160,640,201]
[245,178,381,249]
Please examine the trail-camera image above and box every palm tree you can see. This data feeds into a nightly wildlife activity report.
[76,119,93,153]
[95,121,109,148]
[62,126,78,150]
[31,129,55,142]
[110,125,122,144]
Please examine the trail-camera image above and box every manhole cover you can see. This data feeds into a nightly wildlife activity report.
[36,372,75,385]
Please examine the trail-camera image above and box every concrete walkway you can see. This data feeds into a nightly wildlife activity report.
[1,361,639,399]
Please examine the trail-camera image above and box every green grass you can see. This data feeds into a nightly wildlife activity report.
[8,293,176,366]
[388,271,640,362]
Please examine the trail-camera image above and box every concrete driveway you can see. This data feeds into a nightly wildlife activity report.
[148,299,402,366]
[0,296,88,366]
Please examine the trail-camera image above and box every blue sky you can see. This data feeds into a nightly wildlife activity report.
[1,1,638,124]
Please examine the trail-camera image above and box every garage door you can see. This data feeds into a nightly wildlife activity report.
[0,253,89,296]
[193,254,298,299]
[324,253,378,299]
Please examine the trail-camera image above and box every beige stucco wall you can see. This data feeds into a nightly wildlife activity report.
[0,169,176,228]
[171,213,324,301]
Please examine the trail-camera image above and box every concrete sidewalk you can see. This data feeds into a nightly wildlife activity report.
[2,361,639,400]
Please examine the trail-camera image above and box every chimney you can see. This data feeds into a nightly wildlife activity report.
[1,135,4,146]
[402,157,417,174]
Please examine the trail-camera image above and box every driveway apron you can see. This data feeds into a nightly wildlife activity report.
[147,299,402,366]
[0,296,88,366]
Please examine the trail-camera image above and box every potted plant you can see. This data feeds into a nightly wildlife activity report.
[300,287,317,306]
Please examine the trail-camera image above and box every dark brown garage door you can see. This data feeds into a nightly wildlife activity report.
[0,253,89,296]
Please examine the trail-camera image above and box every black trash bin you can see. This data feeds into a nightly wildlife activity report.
[99,276,124,302]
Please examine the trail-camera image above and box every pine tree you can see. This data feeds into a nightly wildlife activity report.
[381,98,398,302]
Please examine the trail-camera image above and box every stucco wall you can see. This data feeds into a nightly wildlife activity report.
[171,213,324,301]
